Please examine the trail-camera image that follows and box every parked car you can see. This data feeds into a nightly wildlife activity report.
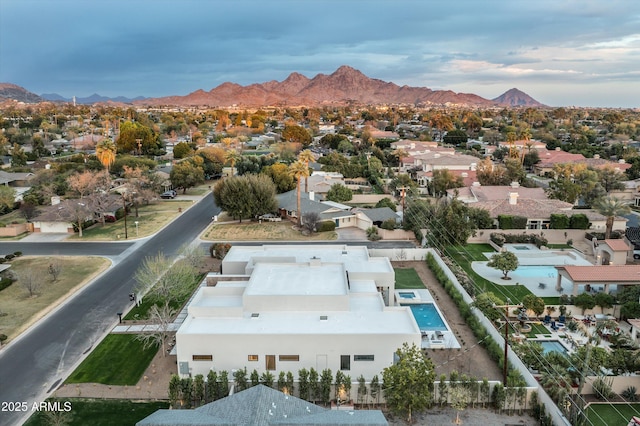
[160,190,177,199]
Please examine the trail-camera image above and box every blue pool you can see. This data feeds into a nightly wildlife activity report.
[539,340,568,356]
[404,303,448,331]
[513,266,557,278]
[398,292,416,299]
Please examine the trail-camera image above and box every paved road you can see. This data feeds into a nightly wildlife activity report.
[0,195,219,426]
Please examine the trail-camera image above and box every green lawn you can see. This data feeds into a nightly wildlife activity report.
[525,322,550,338]
[65,335,158,385]
[394,268,425,289]
[585,402,640,426]
[24,399,168,426]
[444,244,534,303]
[125,272,203,320]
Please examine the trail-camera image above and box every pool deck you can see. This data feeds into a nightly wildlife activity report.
[472,244,594,297]
[394,289,461,350]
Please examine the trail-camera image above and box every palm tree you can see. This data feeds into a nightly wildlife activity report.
[225,149,241,176]
[593,196,631,239]
[298,149,315,193]
[288,160,309,226]
[95,139,117,170]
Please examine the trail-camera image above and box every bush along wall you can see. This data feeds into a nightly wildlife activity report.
[489,232,548,248]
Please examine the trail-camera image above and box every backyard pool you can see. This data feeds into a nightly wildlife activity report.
[398,291,417,299]
[513,265,558,278]
[539,340,569,356]
[403,303,448,331]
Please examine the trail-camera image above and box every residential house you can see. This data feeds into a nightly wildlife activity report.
[276,190,356,228]
[174,245,419,381]
[354,207,399,230]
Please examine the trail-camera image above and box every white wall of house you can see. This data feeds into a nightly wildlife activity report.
[32,221,73,233]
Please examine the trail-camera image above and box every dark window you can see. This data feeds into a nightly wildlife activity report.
[340,355,350,371]
[354,355,374,361]
[279,355,300,361]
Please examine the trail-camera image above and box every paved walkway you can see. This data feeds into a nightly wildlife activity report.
[20,232,70,242]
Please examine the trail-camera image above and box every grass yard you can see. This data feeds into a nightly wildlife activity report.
[0,257,110,342]
[394,268,425,289]
[0,209,27,225]
[65,334,158,385]
[71,201,193,241]
[525,322,551,337]
[444,244,534,303]
[202,221,337,241]
[24,398,168,426]
[585,402,640,426]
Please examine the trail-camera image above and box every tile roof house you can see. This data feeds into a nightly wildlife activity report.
[276,190,356,228]
[137,384,388,426]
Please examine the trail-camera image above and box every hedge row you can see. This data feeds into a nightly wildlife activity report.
[426,253,519,382]
[497,215,528,230]
[490,232,548,248]
[549,213,590,230]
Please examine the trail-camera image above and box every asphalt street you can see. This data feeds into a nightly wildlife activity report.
[0,195,218,426]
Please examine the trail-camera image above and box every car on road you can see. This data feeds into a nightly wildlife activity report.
[160,190,177,199]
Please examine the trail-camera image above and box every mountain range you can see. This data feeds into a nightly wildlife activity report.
[0,66,545,107]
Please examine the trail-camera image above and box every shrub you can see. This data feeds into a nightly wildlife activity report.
[592,376,615,401]
[13,251,22,257]
[622,386,638,402]
[380,218,396,230]
[317,221,336,232]
[210,243,231,260]
[569,214,590,230]
[489,232,548,248]
[366,227,381,241]
[0,277,14,291]
[498,215,528,230]
[4,254,14,260]
[550,214,569,229]
[490,233,506,247]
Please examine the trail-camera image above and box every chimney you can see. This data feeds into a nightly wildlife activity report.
[510,181,520,188]
[309,191,314,201]
[593,154,600,159]
[509,192,519,205]
[472,181,481,187]
[310,256,321,267]
[51,196,61,206]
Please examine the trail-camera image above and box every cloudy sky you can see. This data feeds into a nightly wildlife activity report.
[1,0,639,107]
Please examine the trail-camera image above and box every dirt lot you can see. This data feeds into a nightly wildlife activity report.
[393,261,503,381]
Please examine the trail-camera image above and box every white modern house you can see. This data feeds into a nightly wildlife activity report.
[175,245,421,380]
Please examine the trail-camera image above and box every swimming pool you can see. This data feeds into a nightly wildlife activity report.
[398,291,416,299]
[513,265,558,278]
[539,340,569,356]
[403,303,448,331]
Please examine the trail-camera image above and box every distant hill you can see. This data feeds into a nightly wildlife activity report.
[40,93,147,104]
[0,83,43,103]
[492,88,545,107]
[138,65,544,108]
[2,67,545,107]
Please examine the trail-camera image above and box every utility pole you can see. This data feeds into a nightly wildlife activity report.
[122,193,128,239]
[398,186,408,226]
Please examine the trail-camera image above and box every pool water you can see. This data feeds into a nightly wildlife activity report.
[539,340,568,356]
[404,303,448,331]
[398,292,416,299]
[513,265,557,278]
[514,246,531,250]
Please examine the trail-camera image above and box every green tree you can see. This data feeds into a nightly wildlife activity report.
[487,251,519,280]
[443,128,468,146]
[574,292,596,314]
[298,368,310,400]
[472,292,505,322]
[260,371,274,388]
[262,162,296,193]
[421,198,479,249]
[10,143,27,167]
[450,385,471,424]
[592,196,631,239]
[0,186,17,212]
[173,141,193,159]
[116,120,161,154]
[319,369,333,405]
[326,183,353,202]
[522,294,545,319]
[430,169,464,197]
[213,174,277,222]
[375,197,396,211]
[382,342,435,423]
[170,158,205,193]
[594,292,614,313]
[193,374,205,406]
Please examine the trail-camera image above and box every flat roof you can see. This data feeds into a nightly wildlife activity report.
[224,245,393,273]
[179,308,419,335]
[245,263,347,296]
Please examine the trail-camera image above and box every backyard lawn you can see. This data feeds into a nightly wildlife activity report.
[394,268,425,289]
[65,334,158,386]
[445,244,534,303]
[24,399,168,426]
[585,402,640,426]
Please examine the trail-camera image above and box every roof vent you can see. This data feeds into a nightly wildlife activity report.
[320,315,328,321]
[251,313,259,318]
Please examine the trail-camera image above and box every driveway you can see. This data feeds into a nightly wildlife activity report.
[336,227,367,241]
[19,232,70,242]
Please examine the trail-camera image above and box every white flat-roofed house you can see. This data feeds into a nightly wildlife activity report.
[175,245,420,381]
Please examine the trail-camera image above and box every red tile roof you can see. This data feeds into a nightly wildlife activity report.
[603,239,630,252]
[557,265,640,283]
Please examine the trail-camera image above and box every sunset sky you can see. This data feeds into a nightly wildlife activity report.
[1,0,639,107]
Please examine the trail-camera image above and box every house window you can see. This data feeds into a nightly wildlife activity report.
[248,355,258,362]
[340,355,350,371]
[192,355,213,361]
[266,355,276,371]
[279,355,300,361]
[354,355,374,361]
